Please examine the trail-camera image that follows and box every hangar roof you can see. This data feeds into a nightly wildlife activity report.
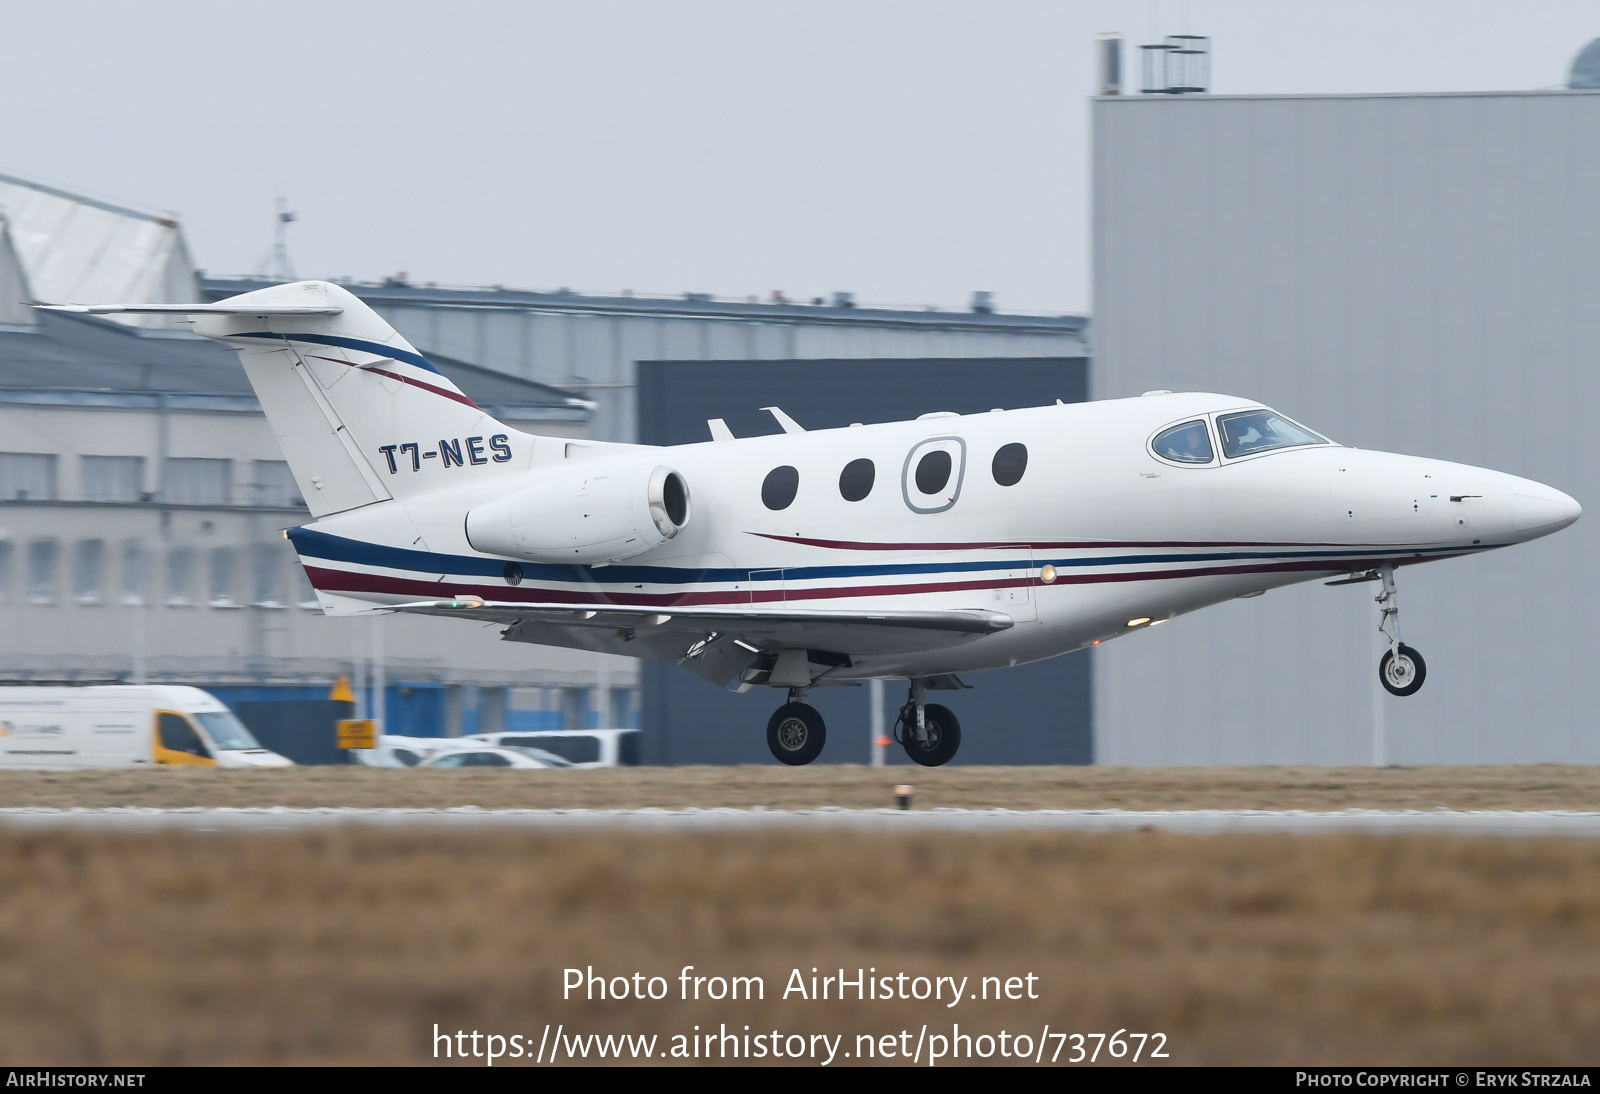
[0,172,201,328]
[204,276,1088,337]
[0,309,593,421]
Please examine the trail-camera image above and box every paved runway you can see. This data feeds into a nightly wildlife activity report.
[4,806,1600,836]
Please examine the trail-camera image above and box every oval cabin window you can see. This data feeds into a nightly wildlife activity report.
[761,465,799,510]
[991,443,1028,486]
[838,458,875,502]
[914,450,952,495]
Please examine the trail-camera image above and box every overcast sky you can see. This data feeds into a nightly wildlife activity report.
[4,1,1596,314]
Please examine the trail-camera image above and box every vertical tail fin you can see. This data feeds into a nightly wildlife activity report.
[186,281,534,516]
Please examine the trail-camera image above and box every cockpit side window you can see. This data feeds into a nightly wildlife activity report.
[1151,420,1215,464]
[1216,410,1328,459]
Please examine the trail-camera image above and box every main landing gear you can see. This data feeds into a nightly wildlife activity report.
[894,679,962,767]
[763,679,965,767]
[767,689,826,765]
[1375,565,1427,697]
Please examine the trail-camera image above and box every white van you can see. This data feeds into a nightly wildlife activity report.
[0,686,293,768]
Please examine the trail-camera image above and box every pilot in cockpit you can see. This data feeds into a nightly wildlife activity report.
[1172,426,1210,461]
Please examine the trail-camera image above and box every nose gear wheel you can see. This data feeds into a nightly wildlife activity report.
[1374,565,1427,697]
[1380,643,1427,697]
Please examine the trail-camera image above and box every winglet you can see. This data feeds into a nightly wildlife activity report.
[761,406,805,433]
[707,418,735,442]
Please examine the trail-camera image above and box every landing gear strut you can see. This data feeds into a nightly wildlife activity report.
[766,687,826,765]
[895,679,962,766]
[1375,565,1427,697]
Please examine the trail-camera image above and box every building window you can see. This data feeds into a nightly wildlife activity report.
[27,539,59,604]
[165,546,195,606]
[252,544,287,608]
[81,456,146,503]
[561,687,587,731]
[121,540,148,605]
[251,460,303,508]
[165,458,232,506]
[73,539,105,604]
[209,546,238,607]
[0,453,58,502]
[0,540,12,604]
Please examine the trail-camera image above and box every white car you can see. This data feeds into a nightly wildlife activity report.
[420,746,570,769]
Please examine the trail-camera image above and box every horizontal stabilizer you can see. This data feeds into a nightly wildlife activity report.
[34,302,343,316]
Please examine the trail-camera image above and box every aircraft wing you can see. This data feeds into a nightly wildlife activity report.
[381,598,1014,685]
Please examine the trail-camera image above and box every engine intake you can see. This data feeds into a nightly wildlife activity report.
[465,462,691,565]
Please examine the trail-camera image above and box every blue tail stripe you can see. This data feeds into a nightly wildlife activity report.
[232,331,442,375]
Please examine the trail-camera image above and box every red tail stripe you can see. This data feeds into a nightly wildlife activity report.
[306,354,480,410]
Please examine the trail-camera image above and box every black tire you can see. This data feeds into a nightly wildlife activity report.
[1379,643,1427,697]
[903,703,961,767]
[766,703,826,765]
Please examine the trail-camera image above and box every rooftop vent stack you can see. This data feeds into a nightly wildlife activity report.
[971,291,994,314]
[1141,35,1209,94]
[1098,33,1122,95]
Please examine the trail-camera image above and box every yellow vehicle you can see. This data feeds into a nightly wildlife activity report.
[0,686,292,768]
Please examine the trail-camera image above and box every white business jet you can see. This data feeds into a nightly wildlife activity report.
[41,282,1581,766]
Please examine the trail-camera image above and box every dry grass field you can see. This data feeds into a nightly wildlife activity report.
[1,766,1597,1066]
[0,825,1598,1066]
[1,762,1598,812]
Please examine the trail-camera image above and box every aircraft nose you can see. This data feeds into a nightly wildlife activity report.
[1511,480,1582,537]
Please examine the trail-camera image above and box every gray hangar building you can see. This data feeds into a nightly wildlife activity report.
[1091,73,1600,765]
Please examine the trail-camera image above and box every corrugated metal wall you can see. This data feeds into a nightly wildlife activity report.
[1092,90,1600,765]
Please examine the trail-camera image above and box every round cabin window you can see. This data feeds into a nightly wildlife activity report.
[761,465,799,510]
[992,443,1028,486]
[838,458,875,502]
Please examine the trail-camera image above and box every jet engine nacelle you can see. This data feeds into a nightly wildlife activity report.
[465,461,690,565]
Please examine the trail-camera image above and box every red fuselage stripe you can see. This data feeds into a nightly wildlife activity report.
[749,532,1375,551]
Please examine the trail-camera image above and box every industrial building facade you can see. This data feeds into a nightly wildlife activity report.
[1092,89,1600,764]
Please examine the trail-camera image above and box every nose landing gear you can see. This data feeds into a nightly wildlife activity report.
[895,679,962,766]
[766,688,826,765]
[1375,565,1427,697]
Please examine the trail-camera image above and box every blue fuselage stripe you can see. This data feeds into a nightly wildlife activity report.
[232,331,442,375]
[287,528,1482,587]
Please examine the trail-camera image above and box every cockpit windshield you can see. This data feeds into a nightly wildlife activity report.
[1215,409,1328,459]
[194,710,262,751]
